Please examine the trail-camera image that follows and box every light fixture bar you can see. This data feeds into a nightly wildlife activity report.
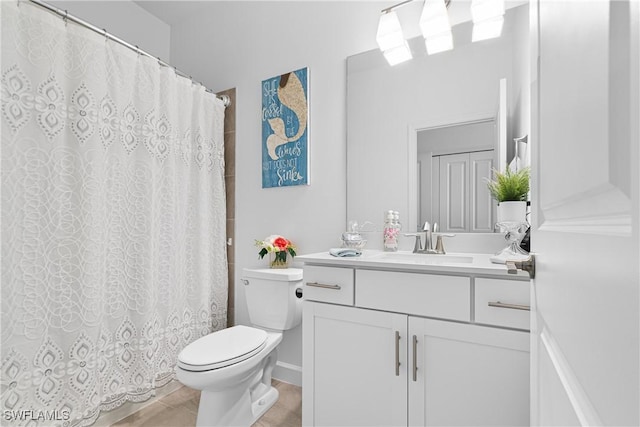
[381,0,416,14]
[381,0,450,14]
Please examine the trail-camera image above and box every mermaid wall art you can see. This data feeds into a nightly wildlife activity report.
[261,67,309,188]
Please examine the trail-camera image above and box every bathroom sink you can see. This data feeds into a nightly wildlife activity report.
[371,252,474,265]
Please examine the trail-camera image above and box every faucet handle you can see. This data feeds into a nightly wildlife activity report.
[433,233,455,238]
[433,233,455,254]
[403,233,423,253]
[422,221,431,231]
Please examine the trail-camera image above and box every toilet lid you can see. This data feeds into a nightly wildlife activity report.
[177,325,268,372]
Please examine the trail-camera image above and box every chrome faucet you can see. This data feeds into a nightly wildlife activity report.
[423,221,433,254]
[404,221,454,254]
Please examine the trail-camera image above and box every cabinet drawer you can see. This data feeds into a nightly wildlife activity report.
[303,265,354,306]
[356,270,471,321]
[475,278,530,330]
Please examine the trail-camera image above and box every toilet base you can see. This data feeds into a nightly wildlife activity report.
[251,385,279,422]
[197,383,279,427]
[196,382,279,427]
[193,347,280,427]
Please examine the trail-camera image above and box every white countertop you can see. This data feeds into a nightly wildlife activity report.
[297,250,530,279]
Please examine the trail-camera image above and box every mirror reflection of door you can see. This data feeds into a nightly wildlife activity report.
[417,120,496,232]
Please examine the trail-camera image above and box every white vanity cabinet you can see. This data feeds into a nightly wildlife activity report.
[302,265,530,427]
[408,317,529,426]
[303,302,408,426]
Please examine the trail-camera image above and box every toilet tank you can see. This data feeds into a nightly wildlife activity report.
[242,268,303,331]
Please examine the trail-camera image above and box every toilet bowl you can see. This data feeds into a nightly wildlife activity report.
[176,268,303,426]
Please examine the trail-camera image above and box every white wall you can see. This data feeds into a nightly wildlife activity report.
[48,0,171,61]
[167,1,385,383]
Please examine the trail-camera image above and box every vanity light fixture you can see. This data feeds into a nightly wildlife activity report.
[471,0,505,42]
[377,0,506,65]
[376,9,413,65]
[377,0,452,65]
[420,0,453,55]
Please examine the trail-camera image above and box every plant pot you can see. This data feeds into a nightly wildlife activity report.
[270,251,289,269]
[497,201,527,224]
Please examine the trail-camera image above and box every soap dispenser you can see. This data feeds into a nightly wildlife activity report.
[383,211,399,252]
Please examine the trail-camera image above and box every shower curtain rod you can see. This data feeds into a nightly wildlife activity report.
[24,0,231,108]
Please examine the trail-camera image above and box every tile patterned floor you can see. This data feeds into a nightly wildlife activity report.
[111,380,301,427]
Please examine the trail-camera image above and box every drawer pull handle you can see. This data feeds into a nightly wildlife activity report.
[488,301,530,311]
[395,331,401,376]
[306,281,341,290]
[412,335,418,382]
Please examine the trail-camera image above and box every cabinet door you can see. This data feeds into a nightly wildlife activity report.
[408,317,529,426]
[439,153,469,232]
[469,151,494,232]
[303,302,407,426]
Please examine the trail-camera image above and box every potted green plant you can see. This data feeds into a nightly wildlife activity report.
[486,167,530,223]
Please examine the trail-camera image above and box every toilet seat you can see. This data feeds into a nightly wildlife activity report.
[177,325,268,372]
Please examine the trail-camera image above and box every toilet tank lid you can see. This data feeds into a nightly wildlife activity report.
[242,267,303,281]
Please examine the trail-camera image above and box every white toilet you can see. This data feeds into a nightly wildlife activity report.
[176,268,303,427]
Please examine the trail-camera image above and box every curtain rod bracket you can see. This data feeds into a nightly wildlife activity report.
[218,94,231,108]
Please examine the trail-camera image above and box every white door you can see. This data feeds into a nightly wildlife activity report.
[531,1,639,425]
[439,153,469,232]
[408,317,529,426]
[302,302,408,426]
[438,151,494,232]
[469,150,495,232]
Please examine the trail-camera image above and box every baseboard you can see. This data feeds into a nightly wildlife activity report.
[273,361,302,387]
[93,380,183,427]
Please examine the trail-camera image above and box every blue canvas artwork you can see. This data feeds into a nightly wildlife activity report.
[261,67,309,188]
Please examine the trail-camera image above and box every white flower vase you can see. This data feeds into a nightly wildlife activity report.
[497,201,527,224]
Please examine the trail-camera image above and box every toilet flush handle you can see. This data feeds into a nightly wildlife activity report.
[242,279,249,286]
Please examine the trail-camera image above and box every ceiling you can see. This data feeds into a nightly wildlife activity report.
[134,1,208,26]
[134,0,528,34]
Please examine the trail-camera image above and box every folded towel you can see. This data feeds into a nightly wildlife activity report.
[329,248,362,257]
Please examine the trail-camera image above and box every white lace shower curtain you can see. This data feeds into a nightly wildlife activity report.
[1,2,228,426]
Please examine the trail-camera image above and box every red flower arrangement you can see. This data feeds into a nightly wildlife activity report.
[255,235,297,268]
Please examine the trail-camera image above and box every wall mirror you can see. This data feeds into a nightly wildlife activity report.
[346,3,530,234]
